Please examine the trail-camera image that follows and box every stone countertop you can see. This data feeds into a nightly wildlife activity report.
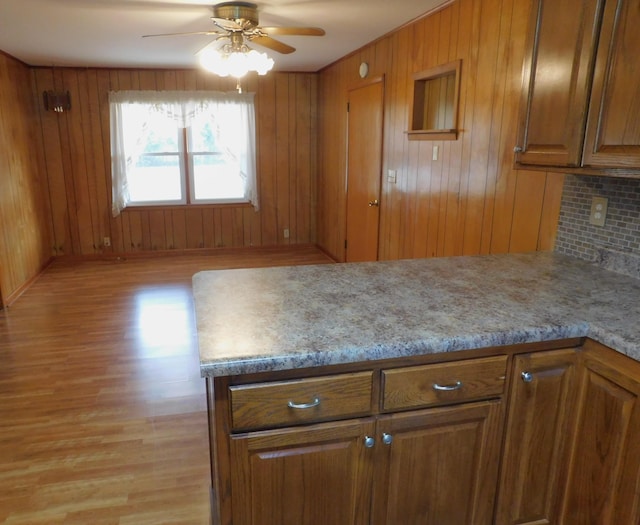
[193,252,640,377]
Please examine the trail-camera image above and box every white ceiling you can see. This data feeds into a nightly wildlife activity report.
[0,0,450,72]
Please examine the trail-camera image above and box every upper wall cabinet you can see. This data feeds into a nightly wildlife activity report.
[582,0,640,169]
[515,0,602,167]
[515,0,640,176]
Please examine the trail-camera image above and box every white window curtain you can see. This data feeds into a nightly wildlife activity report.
[109,90,258,217]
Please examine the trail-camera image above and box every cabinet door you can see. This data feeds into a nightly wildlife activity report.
[495,349,581,525]
[515,0,603,167]
[229,418,375,525]
[371,400,503,525]
[562,341,640,523]
[583,0,640,168]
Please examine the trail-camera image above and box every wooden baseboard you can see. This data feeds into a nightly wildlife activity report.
[315,244,340,263]
[51,243,331,263]
[3,256,54,308]
[1,245,333,308]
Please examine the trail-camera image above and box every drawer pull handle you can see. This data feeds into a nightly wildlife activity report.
[287,397,320,409]
[433,381,463,392]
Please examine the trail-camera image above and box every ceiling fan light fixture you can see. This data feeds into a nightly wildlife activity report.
[145,1,325,77]
[199,41,274,79]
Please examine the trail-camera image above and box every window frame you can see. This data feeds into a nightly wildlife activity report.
[109,90,259,217]
[185,125,249,206]
[126,126,188,208]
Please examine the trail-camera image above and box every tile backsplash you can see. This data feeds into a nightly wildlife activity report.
[555,174,640,279]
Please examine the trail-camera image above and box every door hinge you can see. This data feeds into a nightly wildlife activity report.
[347,102,350,112]
[344,239,348,250]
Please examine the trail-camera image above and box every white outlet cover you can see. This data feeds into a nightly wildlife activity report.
[589,197,608,227]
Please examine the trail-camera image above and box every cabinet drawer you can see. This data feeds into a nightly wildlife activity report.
[382,355,508,411]
[229,371,374,431]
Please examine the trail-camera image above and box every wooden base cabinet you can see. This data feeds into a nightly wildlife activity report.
[561,341,640,523]
[496,342,640,524]
[495,348,582,524]
[228,401,504,525]
[229,419,376,525]
[372,401,503,525]
[210,354,509,525]
[208,340,640,524]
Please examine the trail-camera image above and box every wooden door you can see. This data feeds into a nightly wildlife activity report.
[371,400,504,525]
[583,0,640,168]
[495,348,581,525]
[229,418,375,525]
[345,79,384,262]
[562,341,640,524]
[515,0,603,167]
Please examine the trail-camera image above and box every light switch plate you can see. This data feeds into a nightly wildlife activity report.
[589,196,608,227]
[387,169,397,183]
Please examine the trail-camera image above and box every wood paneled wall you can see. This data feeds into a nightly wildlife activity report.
[31,68,317,256]
[317,0,565,262]
[1,0,567,301]
[0,53,52,305]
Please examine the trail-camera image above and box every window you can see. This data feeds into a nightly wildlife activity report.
[109,90,258,217]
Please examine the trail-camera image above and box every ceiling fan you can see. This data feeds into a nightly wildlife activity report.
[143,1,325,55]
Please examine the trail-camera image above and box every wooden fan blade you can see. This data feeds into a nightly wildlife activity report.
[250,35,296,54]
[212,17,244,32]
[142,30,220,38]
[259,27,325,37]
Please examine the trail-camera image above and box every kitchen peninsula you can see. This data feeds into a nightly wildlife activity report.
[194,252,640,524]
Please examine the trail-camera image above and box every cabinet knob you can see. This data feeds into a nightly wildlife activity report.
[382,433,393,445]
[364,436,375,448]
[514,146,523,153]
[521,371,534,383]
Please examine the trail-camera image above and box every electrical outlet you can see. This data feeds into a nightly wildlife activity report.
[432,145,439,161]
[283,229,290,239]
[589,197,608,227]
[103,237,111,247]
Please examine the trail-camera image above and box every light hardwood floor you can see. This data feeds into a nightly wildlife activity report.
[0,246,334,524]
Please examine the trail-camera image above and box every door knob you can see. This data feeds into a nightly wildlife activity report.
[368,199,379,207]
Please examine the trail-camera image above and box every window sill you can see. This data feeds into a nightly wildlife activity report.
[123,201,254,213]
[405,129,458,141]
